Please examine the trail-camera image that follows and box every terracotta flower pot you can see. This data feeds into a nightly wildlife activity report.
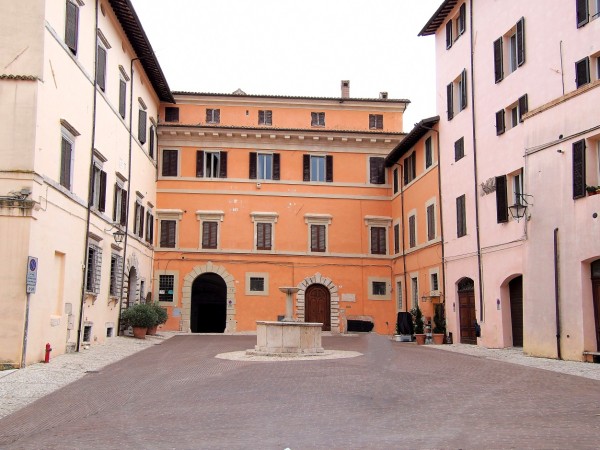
[432,334,445,345]
[146,325,158,336]
[415,334,426,345]
[132,326,147,339]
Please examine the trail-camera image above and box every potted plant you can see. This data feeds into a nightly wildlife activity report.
[410,305,426,345]
[121,303,158,339]
[432,304,446,345]
[147,302,168,336]
[586,185,600,196]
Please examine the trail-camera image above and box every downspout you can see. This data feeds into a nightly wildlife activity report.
[554,228,562,359]
[76,0,100,352]
[469,0,485,323]
[117,56,139,333]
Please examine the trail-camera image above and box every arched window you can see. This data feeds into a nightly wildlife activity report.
[457,277,475,292]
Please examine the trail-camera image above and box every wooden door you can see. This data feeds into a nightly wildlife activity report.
[459,291,476,344]
[305,284,331,331]
[593,279,600,352]
[509,277,524,347]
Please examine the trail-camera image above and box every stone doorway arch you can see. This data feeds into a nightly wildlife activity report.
[181,262,236,333]
[296,273,340,333]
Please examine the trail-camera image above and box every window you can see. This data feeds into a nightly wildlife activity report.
[148,125,156,159]
[370,226,387,255]
[426,203,436,241]
[158,275,174,302]
[512,171,523,207]
[245,272,269,296]
[576,57,591,88]
[411,276,419,309]
[109,254,123,297]
[65,1,79,54]
[161,149,178,177]
[498,94,528,133]
[60,135,74,190]
[85,242,102,294]
[447,69,467,119]
[454,137,465,161]
[369,157,385,184]
[394,223,400,254]
[408,214,416,248]
[133,200,144,238]
[310,224,326,252]
[425,137,433,169]
[369,114,383,130]
[372,282,386,296]
[96,43,107,91]
[145,210,154,244]
[495,110,506,135]
[456,194,467,237]
[119,78,126,119]
[495,175,509,223]
[196,150,228,178]
[446,19,453,50]
[430,272,439,292]
[393,167,399,194]
[403,152,416,185]
[576,0,600,27]
[396,280,403,310]
[573,139,587,199]
[138,108,147,144]
[249,152,280,180]
[446,3,466,49]
[165,107,179,122]
[303,154,333,182]
[258,110,272,125]
[206,108,220,124]
[250,277,265,292]
[90,164,107,212]
[160,220,177,248]
[311,112,325,127]
[202,222,218,249]
[113,183,127,226]
[458,69,467,111]
[494,17,525,82]
[256,222,272,250]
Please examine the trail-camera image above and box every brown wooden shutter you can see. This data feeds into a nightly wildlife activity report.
[326,155,333,182]
[369,115,376,129]
[458,3,466,35]
[447,83,454,120]
[206,109,211,123]
[403,160,409,185]
[577,0,589,27]
[425,137,433,168]
[273,153,280,180]
[219,151,227,178]
[196,151,204,177]
[149,215,154,243]
[427,204,435,240]
[446,20,453,49]
[572,140,586,199]
[460,69,467,110]
[266,110,272,125]
[494,38,503,83]
[454,137,464,161]
[257,223,264,249]
[139,206,145,237]
[165,107,179,122]
[133,204,139,234]
[60,138,72,189]
[496,110,505,135]
[149,126,155,158]
[378,228,386,254]
[370,157,385,184]
[120,189,127,226]
[249,152,257,179]
[65,1,79,54]
[411,153,416,181]
[96,46,106,91]
[518,94,528,122]
[98,170,107,212]
[112,184,119,222]
[394,224,400,253]
[119,80,126,118]
[264,223,272,250]
[393,168,399,193]
[516,17,525,67]
[576,58,590,87]
[457,195,466,237]
[409,216,416,247]
[495,175,508,223]
[303,155,310,181]
[138,109,147,144]
[311,112,317,126]
[258,110,264,125]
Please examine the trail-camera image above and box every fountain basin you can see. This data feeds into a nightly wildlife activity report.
[247,321,324,356]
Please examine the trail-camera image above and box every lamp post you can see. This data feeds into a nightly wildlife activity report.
[508,193,533,222]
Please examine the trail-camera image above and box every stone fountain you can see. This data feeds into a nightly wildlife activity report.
[247,286,324,356]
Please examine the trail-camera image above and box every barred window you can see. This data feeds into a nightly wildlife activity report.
[85,243,103,294]
[159,275,174,302]
[250,277,265,292]
[109,254,123,297]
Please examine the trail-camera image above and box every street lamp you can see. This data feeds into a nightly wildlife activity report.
[508,193,533,222]
[113,230,125,244]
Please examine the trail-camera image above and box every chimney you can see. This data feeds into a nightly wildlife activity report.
[341,80,350,98]
[379,92,388,100]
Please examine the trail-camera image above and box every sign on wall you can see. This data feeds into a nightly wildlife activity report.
[26,256,38,294]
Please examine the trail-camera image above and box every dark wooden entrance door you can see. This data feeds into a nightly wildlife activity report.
[459,291,476,344]
[593,278,600,352]
[509,276,524,347]
[305,284,331,331]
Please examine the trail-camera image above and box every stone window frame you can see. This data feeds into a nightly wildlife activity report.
[156,209,183,249]
[304,213,332,254]
[245,272,270,296]
[364,216,392,256]
[368,276,392,301]
[196,210,224,251]
[250,212,278,252]
[154,270,179,305]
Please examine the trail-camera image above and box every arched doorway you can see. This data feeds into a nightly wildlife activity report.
[305,284,331,331]
[191,273,227,333]
[127,266,137,308]
[591,260,600,352]
[509,276,524,347]
[458,277,476,344]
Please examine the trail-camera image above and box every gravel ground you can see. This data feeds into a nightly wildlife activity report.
[0,332,598,421]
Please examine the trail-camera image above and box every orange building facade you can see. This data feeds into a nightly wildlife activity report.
[154,87,414,334]
[386,117,444,331]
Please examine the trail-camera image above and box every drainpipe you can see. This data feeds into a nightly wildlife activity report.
[76,0,100,352]
[554,228,562,359]
[469,0,485,323]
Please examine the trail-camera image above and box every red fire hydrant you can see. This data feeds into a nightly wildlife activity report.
[44,343,52,363]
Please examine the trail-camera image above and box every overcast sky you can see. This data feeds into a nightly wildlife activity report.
[130,0,441,132]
